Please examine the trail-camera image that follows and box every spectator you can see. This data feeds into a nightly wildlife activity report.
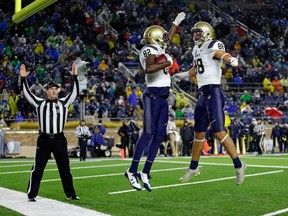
[271,122,282,153]
[241,104,254,116]
[98,59,109,72]
[127,88,138,109]
[181,104,194,120]
[134,104,143,119]
[125,85,132,98]
[58,85,67,98]
[272,76,284,93]
[280,124,288,152]
[234,73,243,91]
[92,119,106,135]
[251,56,263,67]
[29,79,44,97]
[117,120,130,157]
[2,88,10,102]
[135,86,143,99]
[221,75,228,91]
[168,89,176,108]
[180,120,193,156]
[117,106,127,119]
[128,120,140,158]
[240,91,252,103]
[228,118,241,148]
[164,116,178,157]
[15,111,24,123]
[168,105,176,119]
[263,76,275,92]
[8,89,18,116]
[280,75,288,91]
[90,127,106,157]
[175,92,189,109]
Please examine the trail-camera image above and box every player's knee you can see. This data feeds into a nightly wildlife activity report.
[154,133,165,143]
[194,132,206,142]
[213,131,228,142]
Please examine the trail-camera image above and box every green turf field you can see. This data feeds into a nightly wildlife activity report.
[0,155,288,216]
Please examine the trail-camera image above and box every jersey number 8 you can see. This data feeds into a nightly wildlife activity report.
[194,58,204,74]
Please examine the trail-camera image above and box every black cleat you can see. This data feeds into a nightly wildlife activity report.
[67,196,80,200]
[28,197,36,202]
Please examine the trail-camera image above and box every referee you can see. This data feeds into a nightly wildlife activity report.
[20,63,79,202]
[75,120,92,161]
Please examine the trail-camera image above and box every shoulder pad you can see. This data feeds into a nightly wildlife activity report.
[208,40,225,51]
[140,45,161,56]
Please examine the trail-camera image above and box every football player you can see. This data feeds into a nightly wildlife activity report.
[125,12,186,192]
[173,21,246,185]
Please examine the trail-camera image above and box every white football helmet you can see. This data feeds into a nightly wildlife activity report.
[191,21,215,45]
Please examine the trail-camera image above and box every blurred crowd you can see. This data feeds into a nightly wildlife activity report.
[0,0,287,125]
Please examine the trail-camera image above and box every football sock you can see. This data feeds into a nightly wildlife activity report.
[143,134,163,174]
[232,157,242,169]
[143,160,153,174]
[129,132,153,173]
[190,160,199,170]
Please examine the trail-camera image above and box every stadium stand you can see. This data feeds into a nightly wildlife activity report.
[0,0,287,126]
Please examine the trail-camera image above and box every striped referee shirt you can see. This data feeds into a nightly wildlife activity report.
[22,76,79,134]
[75,125,92,138]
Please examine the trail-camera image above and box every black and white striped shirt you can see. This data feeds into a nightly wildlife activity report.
[22,76,79,134]
[75,125,92,138]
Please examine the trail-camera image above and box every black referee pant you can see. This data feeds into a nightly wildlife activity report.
[27,133,77,199]
[78,138,88,161]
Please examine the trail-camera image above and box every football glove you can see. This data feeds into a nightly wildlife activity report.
[229,57,239,67]
[172,12,186,26]
[173,71,190,81]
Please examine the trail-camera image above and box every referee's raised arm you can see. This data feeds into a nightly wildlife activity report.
[61,63,79,107]
[20,64,43,108]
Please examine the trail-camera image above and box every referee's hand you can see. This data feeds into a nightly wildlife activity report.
[20,64,29,77]
[71,63,78,75]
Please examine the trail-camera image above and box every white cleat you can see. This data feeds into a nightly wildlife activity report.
[124,169,142,191]
[138,171,152,192]
[236,162,246,186]
[179,167,200,183]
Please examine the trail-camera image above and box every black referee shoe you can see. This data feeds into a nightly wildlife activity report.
[67,196,80,200]
[28,197,36,202]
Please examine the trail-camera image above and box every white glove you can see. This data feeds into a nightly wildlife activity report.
[229,57,239,67]
[172,12,186,26]
[173,71,190,81]
[164,54,173,66]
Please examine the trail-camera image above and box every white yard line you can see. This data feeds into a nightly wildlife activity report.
[0,187,110,216]
[109,170,284,195]
[262,208,288,216]
[156,160,288,169]
[41,167,187,182]
[0,163,133,175]
[0,158,125,163]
